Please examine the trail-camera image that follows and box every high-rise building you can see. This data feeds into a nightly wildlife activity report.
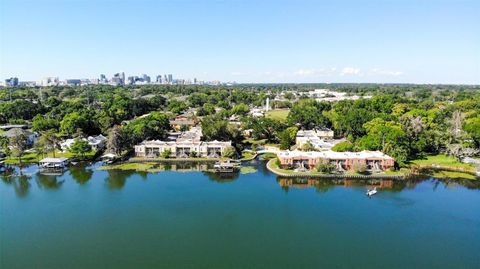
[156,75,162,83]
[164,74,168,83]
[100,74,107,83]
[112,72,125,85]
[5,77,19,87]
[142,74,151,83]
[41,77,59,86]
[168,74,173,83]
[65,79,81,86]
[127,76,136,85]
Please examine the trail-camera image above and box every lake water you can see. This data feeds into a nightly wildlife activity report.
[1,161,480,269]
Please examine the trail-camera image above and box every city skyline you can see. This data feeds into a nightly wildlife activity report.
[2,71,229,87]
[1,0,479,84]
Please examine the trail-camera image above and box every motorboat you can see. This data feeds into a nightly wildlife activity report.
[366,187,377,196]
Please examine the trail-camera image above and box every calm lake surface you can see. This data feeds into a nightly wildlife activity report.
[1,161,480,269]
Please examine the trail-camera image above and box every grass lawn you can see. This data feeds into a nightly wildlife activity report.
[381,168,410,176]
[431,170,478,180]
[265,109,289,121]
[410,154,475,171]
[98,162,158,171]
[243,138,267,145]
[240,151,256,161]
[47,150,96,159]
[4,150,97,165]
[4,152,40,165]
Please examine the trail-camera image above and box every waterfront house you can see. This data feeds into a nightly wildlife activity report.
[277,150,395,171]
[60,135,107,151]
[87,135,107,151]
[134,127,231,158]
[2,128,38,146]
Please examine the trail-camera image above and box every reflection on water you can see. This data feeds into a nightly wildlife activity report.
[1,174,31,198]
[69,165,94,185]
[203,171,239,183]
[36,173,65,190]
[105,169,136,190]
[1,161,479,198]
[277,176,480,193]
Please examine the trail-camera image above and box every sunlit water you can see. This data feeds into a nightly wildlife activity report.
[1,161,480,269]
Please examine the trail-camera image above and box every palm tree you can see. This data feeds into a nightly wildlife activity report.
[38,129,60,157]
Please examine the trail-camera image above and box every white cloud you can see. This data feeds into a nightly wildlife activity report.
[292,68,336,77]
[341,67,361,76]
[370,68,404,76]
[294,69,317,76]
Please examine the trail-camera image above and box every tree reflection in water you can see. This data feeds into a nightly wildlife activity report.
[36,173,65,190]
[105,169,136,190]
[276,176,480,193]
[1,175,32,198]
[69,165,94,185]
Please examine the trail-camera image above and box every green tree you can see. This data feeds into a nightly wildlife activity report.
[60,112,89,136]
[37,129,60,157]
[287,99,331,129]
[107,125,125,156]
[279,126,298,150]
[222,146,237,159]
[161,149,172,158]
[32,114,60,132]
[464,115,480,147]
[316,159,336,173]
[331,141,354,152]
[123,112,170,145]
[300,141,316,151]
[231,103,250,116]
[352,161,367,174]
[9,134,28,165]
[69,139,91,158]
[167,99,188,114]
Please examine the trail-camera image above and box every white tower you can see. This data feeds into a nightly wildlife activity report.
[265,97,270,112]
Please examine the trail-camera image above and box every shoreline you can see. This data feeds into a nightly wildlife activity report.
[266,159,479,180]
[128,157,222,163]
[265,159,409,180]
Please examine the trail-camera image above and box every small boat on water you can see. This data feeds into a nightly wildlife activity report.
[366,187,377,196]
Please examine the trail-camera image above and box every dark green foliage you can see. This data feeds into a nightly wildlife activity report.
[331,141,354,152]
[316,159,336,173]
[69,139,91,158]
[123,112,170,145]
[287,99,331,129]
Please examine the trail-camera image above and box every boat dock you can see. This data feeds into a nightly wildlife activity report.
[213,160,240,173]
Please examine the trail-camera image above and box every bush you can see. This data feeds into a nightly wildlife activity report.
[300,141,316,151]
[352,161,367,173]
[161,149,172,158]
[222,146,237,159]
[274,158,281,167]
[331,141,354,152]
[189,150,198,158]
[316,159,336,173]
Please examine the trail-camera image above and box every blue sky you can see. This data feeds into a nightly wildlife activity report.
[1,0,479,84]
